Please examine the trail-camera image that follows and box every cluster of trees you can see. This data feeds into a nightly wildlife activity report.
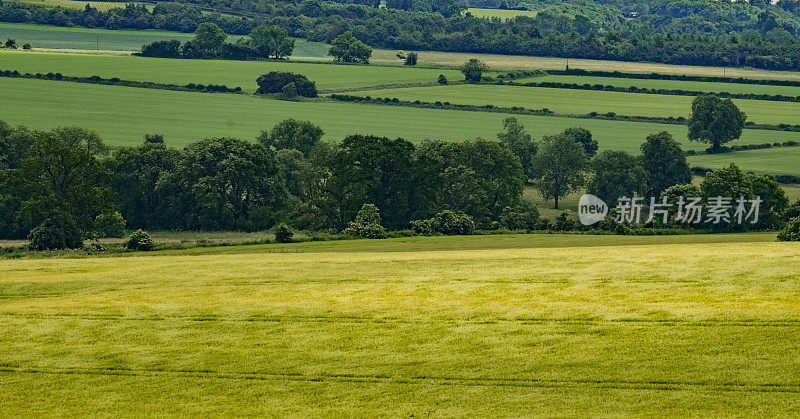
[6,0,800,69]
[141,22,294,59]
[256,72,318,98]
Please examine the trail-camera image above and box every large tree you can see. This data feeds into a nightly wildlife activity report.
[588,150,647,204]
[249,25,294,59]
[688,94,747,152]
[257,119,323,155]
[532,133,589,209]
[640,131,692,197]
[328,31,372,64]
[191,22,227,57]
[460,58,488,83]
[497,117,537,181]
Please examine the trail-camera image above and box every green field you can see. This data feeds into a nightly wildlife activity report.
[4,233,800,415]
[0,50,459,91]
[5,77,800,151]
[689,147,800,177]
[0,23,328,56]
[466,7,538,19]
[8,0,154,11]
[525,74,800,97]
[352,84,800,125]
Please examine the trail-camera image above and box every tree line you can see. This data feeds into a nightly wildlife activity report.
[5,0,800,70]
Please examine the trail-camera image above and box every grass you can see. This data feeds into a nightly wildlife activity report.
[466,7,538,19]
[350,84,800,125]
[689,147,800,177]
[527,74,800,97]
[369,49,800,82]
[0,49,459,91]
[3,232,800,415]
[6,77,800,151]
[0,23,328,56]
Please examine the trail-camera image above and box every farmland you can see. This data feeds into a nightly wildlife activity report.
[7,0,154,11]
[0,23,328,56]
[350,84,800,125]
[2,233,800,415]
[0,50,459,91]
[5,77,800,151]
[689,147,800,177]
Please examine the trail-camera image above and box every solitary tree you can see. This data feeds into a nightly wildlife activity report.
[328,31,372,64]
[461,58,488,83]
[688,94,746,152]
[5,38,17,49]
[404,51,418,66]
[249,25,294,59]
[640,131,692,197]
[532,133,588,209]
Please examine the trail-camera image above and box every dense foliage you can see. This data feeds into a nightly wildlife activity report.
[255,72,318,97]
[6,0,800,69]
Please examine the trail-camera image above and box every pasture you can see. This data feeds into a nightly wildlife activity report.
[5,77,799,151]
[689,147,800,177]
[351,84,800,125]
[0,49,459,91]
[7,0,154,11]
[466,7,538,19]
[526,74,800,97]
[2,233,800,415]
[0,23,329,56]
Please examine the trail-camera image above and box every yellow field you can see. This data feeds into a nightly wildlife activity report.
[2,233,800,415]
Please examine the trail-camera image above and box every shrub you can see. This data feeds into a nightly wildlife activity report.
[94,212,127,238]
[28,217,83,251]
[500,204,540,230]
[342,204,387,238]
[126,229,155,251]
[274,223,294,243]
[430,210,474,235]
[404,51,418,66]
[281,81,298,99]
[553,211,579,231]
[437,74,448,85]
[256,72,317,97]
[22,43,31,50]
[777,217,800,242]
[410,219,435,235]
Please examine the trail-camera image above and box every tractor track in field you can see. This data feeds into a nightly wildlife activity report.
[3,312,800,327]
[1,365,799,393]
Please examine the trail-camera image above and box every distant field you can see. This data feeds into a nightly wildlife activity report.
[0,23,328,56]
[466,7,537,19]
[0,50,458,91]
[5,78,800,151]
[7,0,154,11]
[351,84,800,125]
[370,49,800,82]
[526,74,800,97]
[4,233,800,416]
[689,147,800,177]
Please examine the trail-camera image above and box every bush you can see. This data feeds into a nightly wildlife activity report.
[28,217,83,251]
[342,204,387,238]
[553,211,579,231]
[22,43,31,50]
[430,210,474,235]
[500,204,540,230]
[777,217,800,242]
[126,229,155,251]
[281,82,298,99]
[410,219,435,235]
[404,51,418,66]
[94,212,127,238]
[437,74,448,85]
[274,223,294,243]
[256,72,317,97]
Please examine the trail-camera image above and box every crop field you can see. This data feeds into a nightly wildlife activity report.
[3,233,800,415]
[369,49,800,81]
[0,23,328,56]
[6,77,800,150]
[466,7,538,19]
[689,147,800,177]
[351,84,800,125]
[0,50,459,91]
[523,74,800,97]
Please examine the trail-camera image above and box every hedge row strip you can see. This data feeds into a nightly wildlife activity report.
[0,70,243,94]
